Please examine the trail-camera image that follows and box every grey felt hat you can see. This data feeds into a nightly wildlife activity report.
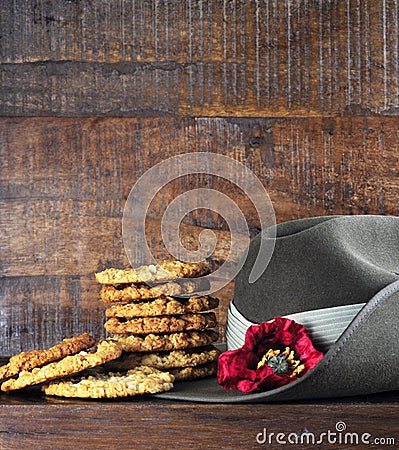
[158,215,399,402]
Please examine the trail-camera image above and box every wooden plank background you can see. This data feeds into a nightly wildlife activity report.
[1,0,399,117]
[1,0,399,355]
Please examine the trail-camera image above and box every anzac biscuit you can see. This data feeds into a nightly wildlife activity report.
[100,280,204,303]
[112,330,219,353]
[170,362,218,381]
[1,340,122,392]
[95,260,210,285]
[0,333,96,382]
[42,366,174,398]
[104,312,217,335]
[105,296,219,318]
[104,346,220,371]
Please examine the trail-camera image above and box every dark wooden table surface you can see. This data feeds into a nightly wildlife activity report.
[1,1,399,448]
[0,386,398,449]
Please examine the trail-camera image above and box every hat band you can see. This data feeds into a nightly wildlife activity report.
[226,301,365,352]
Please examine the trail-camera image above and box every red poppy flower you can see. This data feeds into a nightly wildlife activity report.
[218,317,324,393]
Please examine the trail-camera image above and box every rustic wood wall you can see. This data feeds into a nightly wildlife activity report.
[1,0,399,355]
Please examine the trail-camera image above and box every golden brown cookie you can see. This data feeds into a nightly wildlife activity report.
[1,340,122,392]
[100,280,205,303]
[0,333,96,382]
[95,260,210,285]
[104,312,217,335]
[105,296,219,318]
[104,346,220,371]
[170,362,218,381]
[42,366,174,399]
[111,330,219,353]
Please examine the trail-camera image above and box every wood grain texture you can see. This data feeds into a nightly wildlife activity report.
[0,276,105,355]
[0,397,398,449]
[1,116,399,353]
[1,0,399,117]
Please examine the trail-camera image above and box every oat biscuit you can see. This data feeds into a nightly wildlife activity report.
[95,260,210,285]
[1,340,122,392]
[0,333,96,382]
[104,346,220,371]
[170,362,218,381]
[104,312,217,335]
[105,296,219,318]
[42,366,174,398]
[100,280,204,303]
[112,330,219,353]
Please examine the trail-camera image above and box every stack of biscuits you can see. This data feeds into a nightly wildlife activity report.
[95,260,221,382]
[0,260,220,399]
[0,334,176,398]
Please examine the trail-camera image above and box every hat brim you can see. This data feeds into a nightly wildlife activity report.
[156,280,399,403]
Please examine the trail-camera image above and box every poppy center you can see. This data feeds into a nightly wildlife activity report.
[267,355,289,374]
[257,346,305,378]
